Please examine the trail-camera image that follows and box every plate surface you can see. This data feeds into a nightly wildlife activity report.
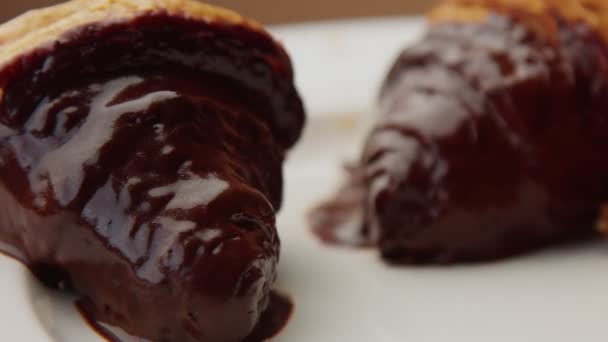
[3,17,608,342]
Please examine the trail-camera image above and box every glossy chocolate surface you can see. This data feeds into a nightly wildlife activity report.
[79,291,294,342]
[313,15,608,263]
[0,13,303,342]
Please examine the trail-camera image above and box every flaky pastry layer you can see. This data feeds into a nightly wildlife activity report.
[0,0,261,71]
[430,0,608,42]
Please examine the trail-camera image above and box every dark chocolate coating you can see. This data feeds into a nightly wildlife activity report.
[314,15,608,263]
[0,13,303,342]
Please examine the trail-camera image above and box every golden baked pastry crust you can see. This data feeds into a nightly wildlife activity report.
[0,0,261,71]
[430,0,608,42]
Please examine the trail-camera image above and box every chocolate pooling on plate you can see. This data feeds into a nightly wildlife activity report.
[0,0,304,341]
[312,0,608,263]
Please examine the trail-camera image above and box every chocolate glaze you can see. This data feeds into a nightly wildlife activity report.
[312,14,608,263]
[78,291,293,342]
[0,12,303,342]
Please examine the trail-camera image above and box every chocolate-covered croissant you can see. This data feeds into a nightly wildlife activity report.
[312,0,608,263]
[0,0,304,341]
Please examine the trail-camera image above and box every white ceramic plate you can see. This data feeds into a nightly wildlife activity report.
[3,17,608,342]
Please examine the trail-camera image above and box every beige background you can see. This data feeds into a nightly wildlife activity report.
[0,0,434,24]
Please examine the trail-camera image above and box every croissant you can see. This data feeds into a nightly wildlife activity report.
[313,0,608,263]
[0,0,304,341]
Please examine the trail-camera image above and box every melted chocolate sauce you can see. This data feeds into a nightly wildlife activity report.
[312,14,608,263]
[78,291,293,342]
[0,12,303,342]
[242,291,294,342]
